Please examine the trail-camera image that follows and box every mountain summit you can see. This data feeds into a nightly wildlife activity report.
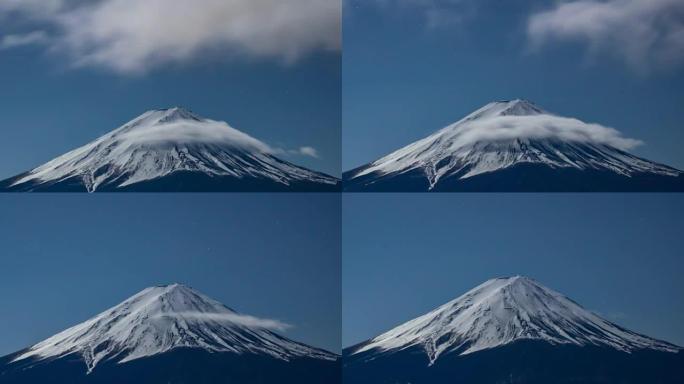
[0,284,339,383]
[460,99,546,118]
[0,108,339,192]
[344,277,683,383]
[343,100,683,191]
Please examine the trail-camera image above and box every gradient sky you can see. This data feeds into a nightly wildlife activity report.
[343,0,684,171]
[0,1,340,178]
[343,194,684,348]
[0,194,341,356]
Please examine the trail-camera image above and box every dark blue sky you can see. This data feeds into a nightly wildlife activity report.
[343,0,684,171]
[0,36,340,178]
[343,194,684,348]
[0,194,341,356]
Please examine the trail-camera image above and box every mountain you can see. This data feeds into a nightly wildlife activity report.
[343,100,684,191]
[344,276,683,384]
[0,284,340,384]
[0,107,339,192]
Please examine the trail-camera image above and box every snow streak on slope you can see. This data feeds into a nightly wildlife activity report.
[9,107,337,191]
[350,276,680,365]
[347,100,680,189]
[12,284,336,373]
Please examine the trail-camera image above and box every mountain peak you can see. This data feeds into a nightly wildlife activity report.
[159,282,185,287]
[350,277,680,364]
[131,283,229,313]
[496,98,536,107]
[485,275,536,287]
[464,99,546,121]
[151,282,191,291]
[491,274,526,282]
[156,106,201,122]
[130,106,203,127]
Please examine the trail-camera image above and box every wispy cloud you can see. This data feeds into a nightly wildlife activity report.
[159,312,293,332]
[0,0,63,18]
[292,146,319,158]
[0,0,340,74]
[528,0,684,73]
[271,145,320,158]
[360,0,474,29]
[0,31,48,49]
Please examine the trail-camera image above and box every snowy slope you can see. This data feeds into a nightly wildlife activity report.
[4,107,338,191]
[345,100,681,190]
[349,276,680,365]
[11,284,336,373]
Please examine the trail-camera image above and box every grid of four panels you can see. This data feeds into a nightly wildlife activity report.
[1,1,683,383]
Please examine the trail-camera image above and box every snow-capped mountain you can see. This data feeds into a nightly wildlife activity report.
[344,276,683,384]
[12,284,335,372]
[0,107,339,192]
[343,100,684,191]
[348,276,679,362]
[0,284,339,384]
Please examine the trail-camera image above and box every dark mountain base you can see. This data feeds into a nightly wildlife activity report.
[343,341,684,384]
[0,171,340,192]
[0,348,341,384]
[343,163,684,192]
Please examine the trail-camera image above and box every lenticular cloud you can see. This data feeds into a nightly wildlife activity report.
[162,312,293,332]
[449,114,643,151]
[118,119,273,153]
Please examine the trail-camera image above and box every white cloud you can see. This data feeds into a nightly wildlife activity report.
[0,31,48,49]
[528,0,684,73]
[161,312,293,331]
[294,146,319,158]
[1,0,340,74]
[451,114,643,151]
[272,145,320,158]
[118,118,321,159]
[120,119,274,153]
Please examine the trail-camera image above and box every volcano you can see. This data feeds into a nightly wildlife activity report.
[0,107,339,192]
[0,284,339,383]
[343,276,683,383]
[343,100,683,191]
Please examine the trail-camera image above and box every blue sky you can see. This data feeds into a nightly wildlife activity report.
[343,194,684,348]
[0,0,341,178]
[0,194,341,356]
[343,0,684,171]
